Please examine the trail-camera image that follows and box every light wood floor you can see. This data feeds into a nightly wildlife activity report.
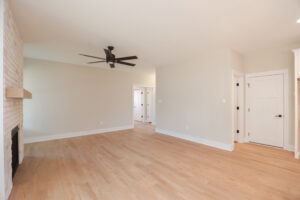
[9,122,300,200]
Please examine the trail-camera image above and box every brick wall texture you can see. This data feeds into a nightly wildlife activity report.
[3,0,23,199]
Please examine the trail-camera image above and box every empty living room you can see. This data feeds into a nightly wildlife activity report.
[1,0,300,199]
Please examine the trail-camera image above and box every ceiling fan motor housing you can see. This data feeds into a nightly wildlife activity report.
[107,54,115,62]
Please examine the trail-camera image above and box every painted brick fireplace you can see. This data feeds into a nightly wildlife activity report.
[2,0,24,199]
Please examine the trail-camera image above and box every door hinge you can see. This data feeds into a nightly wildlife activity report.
[141,115,143,118]
[236,130,240,134]
[236,106,239,110]
[247,83,250,88]
[248,132,250,136]
[248,108,250,112]
[236,83,239,87]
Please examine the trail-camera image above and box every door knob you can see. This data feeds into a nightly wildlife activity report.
[275,114,282,118]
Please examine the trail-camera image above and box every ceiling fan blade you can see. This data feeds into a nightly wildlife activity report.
[116,56,138,61]
[87,61,106,64]
[116,61,136,66]
[109,63,115,68]
[79,54,105,60]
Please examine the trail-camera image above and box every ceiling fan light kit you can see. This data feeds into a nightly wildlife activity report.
[79,46,138,69]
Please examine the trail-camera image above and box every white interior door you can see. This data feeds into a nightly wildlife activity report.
[248,74,284,147]
[134,89,142,121]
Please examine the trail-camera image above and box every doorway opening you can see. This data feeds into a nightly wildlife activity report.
[133,86,154,124]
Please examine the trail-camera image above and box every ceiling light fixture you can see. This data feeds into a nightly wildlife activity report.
[297,18,300,23]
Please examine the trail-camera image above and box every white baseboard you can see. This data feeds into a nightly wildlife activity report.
[284,145,295,152]
[155,128,233,151]
[24,125,134,144]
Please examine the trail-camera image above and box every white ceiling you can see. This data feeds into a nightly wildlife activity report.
[11,0,300,72]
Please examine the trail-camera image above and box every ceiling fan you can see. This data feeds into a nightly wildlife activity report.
[79,46,138,68]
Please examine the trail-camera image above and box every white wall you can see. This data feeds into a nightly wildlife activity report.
[243,45,300,146]
[156,49,233,150]
[230,50,244,73]
[155,46,297,151]
[23,58,155,142]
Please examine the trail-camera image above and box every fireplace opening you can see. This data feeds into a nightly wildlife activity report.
[11,126,19,179]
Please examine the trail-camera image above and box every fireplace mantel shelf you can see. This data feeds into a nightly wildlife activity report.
[6,88,32,99]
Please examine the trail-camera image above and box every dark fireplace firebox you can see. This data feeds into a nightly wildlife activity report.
[11,126,19,179]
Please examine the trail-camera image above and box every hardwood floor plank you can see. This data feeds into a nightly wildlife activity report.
[9,122,300,200]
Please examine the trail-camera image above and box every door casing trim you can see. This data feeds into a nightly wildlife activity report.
[231,70,245,149]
